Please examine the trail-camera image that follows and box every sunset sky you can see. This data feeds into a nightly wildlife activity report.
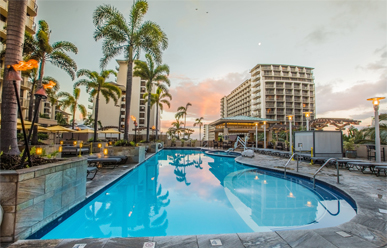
[37,0,387,138]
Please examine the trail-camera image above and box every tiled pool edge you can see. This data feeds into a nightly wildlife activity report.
[26,150,162,240]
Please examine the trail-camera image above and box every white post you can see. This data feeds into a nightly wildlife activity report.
[255,123,258,149]
[374,104,381,163]
[306,118,309,131]
[264,123,267,149]
[289,119,293,155]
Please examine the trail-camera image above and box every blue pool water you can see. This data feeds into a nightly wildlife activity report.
[41,149,356,239]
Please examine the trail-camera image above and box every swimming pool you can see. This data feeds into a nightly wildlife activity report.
[39,149,356,239]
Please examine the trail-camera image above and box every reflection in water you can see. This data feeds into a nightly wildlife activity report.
[42,150,356,239]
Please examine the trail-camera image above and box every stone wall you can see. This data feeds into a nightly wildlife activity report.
[0,157,88,242]
[106,146,145,163]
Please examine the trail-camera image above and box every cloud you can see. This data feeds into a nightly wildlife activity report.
[303,27,334,44]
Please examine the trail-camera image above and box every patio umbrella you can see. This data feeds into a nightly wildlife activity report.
[74,129,97,140]
[0,117,39,126]
[17,125,49,132]
[46,126,75,144]
[99,129,121,139]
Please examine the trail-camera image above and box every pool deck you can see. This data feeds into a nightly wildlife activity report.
[3,149,387,248]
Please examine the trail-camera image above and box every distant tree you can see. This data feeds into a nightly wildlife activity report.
[58,88,87,129]
[93,1,168,140]
[194,117,204,146]
[74,69,121,141]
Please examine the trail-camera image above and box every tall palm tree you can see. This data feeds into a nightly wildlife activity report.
[144,86,172,141]
[74,69,122,141]
[175,102,192,133]
[171,119,184,140]
[0,0,27,154]
[194,117,204,146]
[93,1,168,141]
[134,54,170,142]
[28,20,78,144]
[58,88,87,129]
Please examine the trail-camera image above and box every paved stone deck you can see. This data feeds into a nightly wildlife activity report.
[2,149,387,248]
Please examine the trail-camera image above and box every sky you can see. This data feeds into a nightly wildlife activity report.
[37,0,387,138]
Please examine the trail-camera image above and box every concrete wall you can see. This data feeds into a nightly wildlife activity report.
[0,157,88,242]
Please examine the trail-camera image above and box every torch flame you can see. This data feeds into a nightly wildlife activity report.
[43,80,56,90]
[11,59,39,71]
[130,115,136,121]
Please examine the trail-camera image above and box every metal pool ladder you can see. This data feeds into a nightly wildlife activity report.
[312,158,339,189]
[284,153,297,177]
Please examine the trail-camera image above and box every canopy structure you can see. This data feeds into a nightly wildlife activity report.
[310,118,361,130]
[75,129,96,134]
[99,129,121,134]
[207,115,279,141]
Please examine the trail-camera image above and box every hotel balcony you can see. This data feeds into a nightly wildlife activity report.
[0,0,6,17]
[20,98,29,109]
[251,87,261,94]
[0,20,6,39]
[266,103,275,108]
[27,0,38,17]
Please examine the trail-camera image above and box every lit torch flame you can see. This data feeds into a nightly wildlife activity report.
[11,59,39,71]
[43,80,56,90]
[130,115,136,121]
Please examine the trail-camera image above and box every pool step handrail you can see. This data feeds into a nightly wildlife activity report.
[312,158,338,189]
[225,148,234,153]
[284,153,297,177]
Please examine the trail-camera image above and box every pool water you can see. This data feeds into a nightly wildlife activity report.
[41,149,356,239]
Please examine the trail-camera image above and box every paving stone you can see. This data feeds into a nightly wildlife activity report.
[313,227,378,248]
[154,235,197,248]
[104,237,154,248]
[197,233,244,248]
[6,239,62,248]
[339,222,387,247]
[56,238,108,248]
[237,232,291,248]
[276,230,336,248]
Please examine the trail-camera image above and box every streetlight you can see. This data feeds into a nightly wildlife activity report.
[255,123,258,149]
[367,97,385,163]
[131,115,138,144]
[263,121,267,149]
[288,115,293,156]
[303,112,312,131]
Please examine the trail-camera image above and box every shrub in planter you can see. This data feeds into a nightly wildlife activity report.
[343,138,359,158]
[114,140,135,147]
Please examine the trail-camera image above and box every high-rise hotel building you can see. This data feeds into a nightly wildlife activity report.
[220,64,315,127]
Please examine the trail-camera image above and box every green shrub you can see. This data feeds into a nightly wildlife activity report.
[114,140,135,147]
[38,133,49,140]
[88,137,101,142]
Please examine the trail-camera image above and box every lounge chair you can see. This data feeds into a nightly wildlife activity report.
[374,166,387,176]
[87,157,122,169]
[89,155,128,164]
[347,161,387,174]
[87,167,98,180]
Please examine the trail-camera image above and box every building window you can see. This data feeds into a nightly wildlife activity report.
[140,113,145,118]
[139,119,145,125]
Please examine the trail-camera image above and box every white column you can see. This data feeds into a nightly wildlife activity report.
[255,123,258,148]
[306,118,309,131]
[264,123,267,149]
[289,120,293,155]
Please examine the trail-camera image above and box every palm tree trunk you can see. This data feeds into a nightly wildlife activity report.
[93,89,100,142]
[200,125,201,146]
[123,46,133,141]
[156,103,159,141]
[27,81,36,121]
[0,0,27,154]
[146,90,151,142]
[31,58,46,145]
[72,105,77,130]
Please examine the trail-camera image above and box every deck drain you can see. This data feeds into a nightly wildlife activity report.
[210,239,222,246]
[379,209,387,214]
[336,231,351,237]
[72,244,87,248]
[143,242,155,248]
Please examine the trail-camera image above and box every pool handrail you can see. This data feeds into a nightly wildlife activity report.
[313,158,338,189]
[284,153,297,177]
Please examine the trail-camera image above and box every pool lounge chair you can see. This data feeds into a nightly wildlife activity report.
[89,155,129,164]
[374,165,387,176]
[347,161,387,174]
[87,167,98,180]
[87,157,122,169]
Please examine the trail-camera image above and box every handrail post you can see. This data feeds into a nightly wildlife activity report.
[296,153,299,172]
[336,160,340,184]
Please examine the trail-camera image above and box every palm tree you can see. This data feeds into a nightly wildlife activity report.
[360,113,387,145]
[175,102,192,137]
[194,117,204,146]
[74,69,122,141]
[93,1,168,141]
[58,88,87,129]
[145,86,172,141]
[171,119,184,139]
[0,0,28,154]
[134,54,170,142]
[27,20,78,144]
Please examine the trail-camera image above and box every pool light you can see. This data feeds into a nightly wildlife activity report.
[263,180,267,184]
[128,211,133,217]
[288,192,295,198]
[254,176,258,180]
[306,201,312,207]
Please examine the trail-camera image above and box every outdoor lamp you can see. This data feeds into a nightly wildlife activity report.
[103,148,108,156]
[36,147,43,155]
[287,115,294,156]
[58,146,63,153]
[73,141,77,146]
[60,140,63,145]
[79,143,83,148]
[263,121,267,149]
[98,143,102,148]
[109,141,112,146]
[303,112,312,131]
[255,123,258,149]
[367,97,385,163]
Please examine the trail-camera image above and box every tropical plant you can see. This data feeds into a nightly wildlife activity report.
[357,114,387,145]
[58,88,87,129]
[74,69,121,141]
[134,54,170,142]
[145,86,172,141]
[194,117,204,146]
[343,138,359,151]
[83,113,95,126]
[171,119,184,139]
[27,20,78,144]
[0,0,27,154]
[55,112,68,125]
[93,0,168,140]
[175,103,192,131]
